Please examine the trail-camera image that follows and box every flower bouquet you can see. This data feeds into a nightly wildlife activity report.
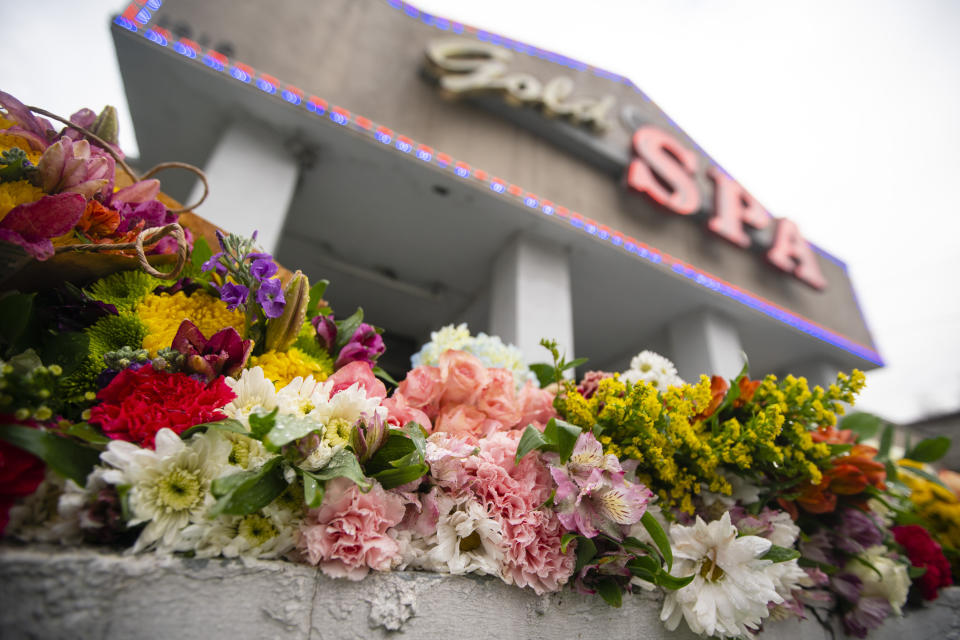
[1,95,958,640]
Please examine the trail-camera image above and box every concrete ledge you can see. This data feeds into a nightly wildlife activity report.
[1,545,959,640]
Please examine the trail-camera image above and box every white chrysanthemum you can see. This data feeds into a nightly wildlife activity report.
[622,350,684,391]
[416,493,504,576]
[175,498,299,560]
[219,430,274,471]
[394,529,434,570]
[5,470,82,544]
[100,429,234,552]
[411,323,472,367]
[223,367,278,425]
[660,512,784,639]
[845,546,910,615]
[766,510,801,549]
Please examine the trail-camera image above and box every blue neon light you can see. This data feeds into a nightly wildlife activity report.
[490,182,506,194]
[386,0,402,7]
[454,166,470,178]
[596,228,610,241]
[230,67,251,82]
[256,79,276,94]
[202,56,224,72]
[437,158,449,168]
[542,205,555,215]
[134,8,151,24]
[375,131,392,144]
[451,23,464,34]
[330,112,349,126]
[416,149,432,162]
[610,235,622,247]
[145,0,162,9]
[173,42,196,58]
[523,196,538,208]
[396,140,413,153]
[569,218,584,230]
[144,29,167,46]
[306,101,326,115]
[434,17,450,30]
[113,16,137,32]
[281,90,302,105]
[585,222,598,235]
[403,5,418,18]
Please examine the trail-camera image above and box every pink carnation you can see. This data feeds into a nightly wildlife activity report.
[327,361,387,401]
[476,369,522,428]
[439,350,488,406]
[479,431,553,506]
[396,365,443,416]
[298,478,405,580]
[517,381,557,430]
[425,432,477,491]
[381,393,433,433]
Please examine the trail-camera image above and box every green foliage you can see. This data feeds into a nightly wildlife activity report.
[515,418,582,465]
[0,292,34,354]
[334,308,364,350]
[209,457,288,517]
[761,544,802,563]
[840,412,883,441]
[362,424,429,490]
[300,449,371,492]
[180,418,248,440]
[906,436,951,463]
[534,338,587,388]
[0,147,32,183]
[0,423,102,485]
[87,270,160,312]
[306,279,329,317]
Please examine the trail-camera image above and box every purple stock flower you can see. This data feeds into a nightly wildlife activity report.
[250,257,278,280]
[799,529,838,566]
[842,597,891,638]
[218,282,249,311]
[256,278,286,318]
[312,314,337,352]
[831,573,864,604]
[836,508,883,555]
[201,252,225,274]
[334,322,385,369]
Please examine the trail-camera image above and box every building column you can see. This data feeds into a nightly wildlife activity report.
[188,120,300,255]
[489,235,574,367]
[667,309,744,381]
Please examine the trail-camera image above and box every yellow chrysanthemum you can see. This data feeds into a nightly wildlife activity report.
[136,291,245,355]
[0,179,44,220]
[249,347,333,389]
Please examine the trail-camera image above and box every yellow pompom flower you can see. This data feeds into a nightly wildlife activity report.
[249,347,333,389]
[0,180,44,220]
[136,291,245,355]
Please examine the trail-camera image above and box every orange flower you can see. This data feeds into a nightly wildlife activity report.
[811,424,857,445]
[696,375,762,420]
[76,200,121,238]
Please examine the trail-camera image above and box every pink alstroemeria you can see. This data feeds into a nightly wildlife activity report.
[550,432,653,539]
[38,137,114,200]
[0,192,86,260]
[171,320,253,381]
[0,91,55,150]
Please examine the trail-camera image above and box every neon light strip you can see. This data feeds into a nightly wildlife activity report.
[125,14,883,367]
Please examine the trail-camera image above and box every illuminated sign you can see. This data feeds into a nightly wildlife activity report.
[425,38,827,290]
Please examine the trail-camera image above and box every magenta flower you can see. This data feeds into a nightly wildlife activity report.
[38,138,113,199]
[312,314,337,352]
[335,322,385,369]
[0,91,55,150]
[170,320,253,381]
[0,192,86,260]
[549,432,652,539]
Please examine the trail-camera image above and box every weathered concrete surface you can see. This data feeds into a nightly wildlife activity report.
[1,545,959,640]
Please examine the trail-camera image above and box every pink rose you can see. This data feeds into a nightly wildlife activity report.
[439,350,488,406]
[327,361,387,400]
[297,478,405,580]
[396,365,443,416]
[517,381,557,431]
[476,369,522,428]
[434,404,498,442]
[381,393,433,433]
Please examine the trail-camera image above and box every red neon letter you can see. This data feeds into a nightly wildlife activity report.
[627,126,700,215]
[767,218,827,290]
[707,167,771,248]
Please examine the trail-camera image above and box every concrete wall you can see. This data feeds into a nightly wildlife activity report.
[2,546,959,640]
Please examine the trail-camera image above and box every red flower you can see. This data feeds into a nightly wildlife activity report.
[892,524,953,600]
[89,367,235,448]
[0,437,45,533]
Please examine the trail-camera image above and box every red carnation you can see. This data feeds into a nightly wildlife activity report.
[0,437,45,533]
[892,524,953,600]
[89,367,235,448]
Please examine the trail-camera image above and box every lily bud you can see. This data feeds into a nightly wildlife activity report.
[350,412,388,464]
[91,106,120,146]
[265,270,310,351]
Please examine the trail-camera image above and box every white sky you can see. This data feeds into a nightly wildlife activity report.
[3,0,959,423]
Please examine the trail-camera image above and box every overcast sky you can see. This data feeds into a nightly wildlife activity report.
[3,0,959,424]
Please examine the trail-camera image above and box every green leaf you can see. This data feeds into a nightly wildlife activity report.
[641,511,673,571]
[851,555,884,580]
[307,279,329,317]
[655,572,696,591]
[334,308,364,350]
[906,436,951,463]
[65,422,110,445]
[761,544,801,563]
[248,408,279,441]
[365,431,417,475]
[884,460,900,484]
[878,423,895,460]
[841,412,883,441]
[41,331,89,375]
[302,449,371,491]
[209,457,287,517]
[908,565,928,579]
[302,471,324,508]
[372,463,429,489]
[190,237,213,274]
[263,413,319,451]
[574,536,597,573]
[627,554,661,575]
[827,444,853,456]
[902,464,952,492]
[181,418,248,439]
[596,578,622,608]
[373,366,397,387]
[562,357,589,372]
[622,537,659,559]
[0,292,34,350]
[403,422,428,461]
[560,532,578,554]
[546,419,582,464]
[515,424,550,465]
[529,363,555,389]
[0,424,101,485]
